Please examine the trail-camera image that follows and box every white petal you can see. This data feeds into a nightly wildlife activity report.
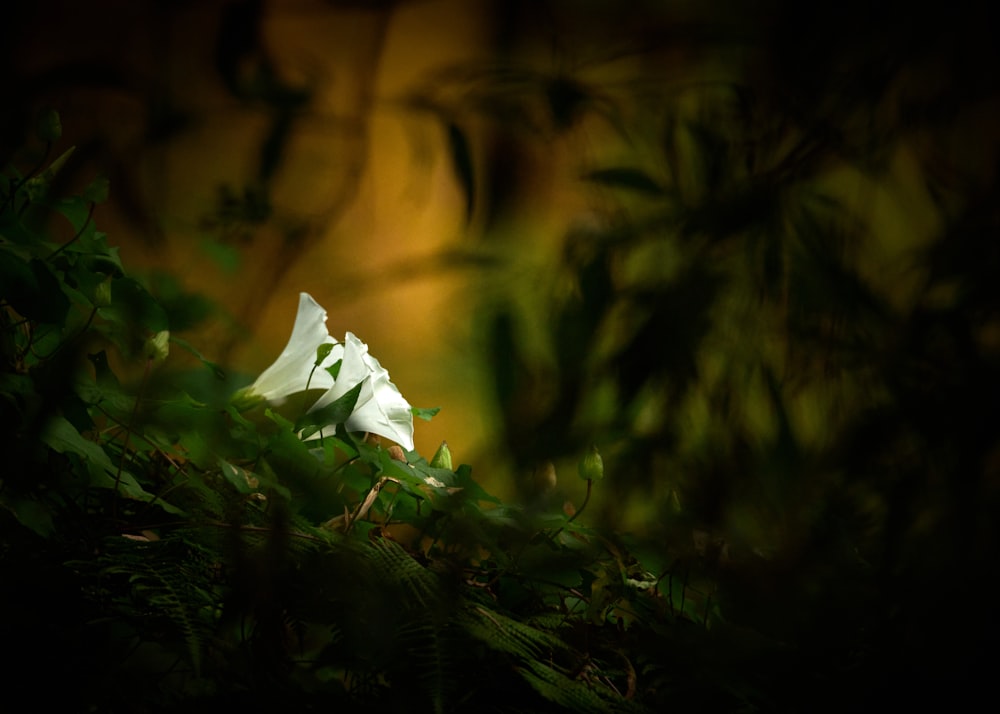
[249,292,340,404]
[311,332,414,450]
[310,331,371,409]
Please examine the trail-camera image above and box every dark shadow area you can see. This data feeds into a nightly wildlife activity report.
[3,0,1000,711]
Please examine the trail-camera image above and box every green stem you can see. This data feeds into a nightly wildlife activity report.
[47,201,95,261]
[549,478,593,542]
[112,356,152,520]
[0,142,50,215]
[567,478,593,526]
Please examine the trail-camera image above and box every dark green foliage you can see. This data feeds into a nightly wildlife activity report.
[5,1,1000,709]
[2,126,690,712]
[404,2,1000,709]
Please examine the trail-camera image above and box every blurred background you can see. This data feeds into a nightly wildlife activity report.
[5,0,1000,529]
[6,0,1000,703]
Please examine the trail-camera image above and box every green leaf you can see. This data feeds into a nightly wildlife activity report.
[0,493,56,537]
[96,277,170,352]
[315,342,334,366]
[82,174,110,204]
[75,355,134,416]
[40,416,171,508]
[370,445,428,492]
[170,335,227,380]
[412,406,441,421]
[260,417,333,508]
[64,230,123,275]
[218,458,259,494]
[24,146,76,201]
[144,391,211,435]
[52,194,93,232]
[0,212,41,245]
[317,434,357,467]
[453,464,500,505]
[410,459,457,489]
[40,416,109,470]
[325,359,342,380]
[296,380,363,437]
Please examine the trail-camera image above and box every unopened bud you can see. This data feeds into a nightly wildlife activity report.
[429,441,453,470]
[93,277,112,308]
[388,444,406,462]
[578,445,604,481]
[143,330,170,363]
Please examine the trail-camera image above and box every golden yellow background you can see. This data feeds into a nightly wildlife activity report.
[9,0,999,499]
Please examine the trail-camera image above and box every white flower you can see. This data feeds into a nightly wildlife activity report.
[310,332,414,451]
[237,293,340,406]
[233,292,414,450]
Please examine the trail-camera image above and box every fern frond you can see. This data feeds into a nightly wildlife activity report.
[457,602,570,661]
[396,617,454,714]
[130,556,210,674]
[366,537,444,609]
[520,659,645,714]
[72,535,222,676]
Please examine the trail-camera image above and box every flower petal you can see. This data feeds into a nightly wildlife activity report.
[248,292,341,404]
[311,332,414,450]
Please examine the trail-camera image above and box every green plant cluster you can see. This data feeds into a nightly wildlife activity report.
[0,114,741,713]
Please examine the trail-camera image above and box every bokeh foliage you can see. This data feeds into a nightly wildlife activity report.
[4,1,1000,711]
[410,0,1000,707]
[1,118,656,712]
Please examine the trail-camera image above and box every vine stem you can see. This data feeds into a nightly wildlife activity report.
[112,355,153,520]
[487,477,596,590]
[33,306,98,361]
[549,478,593,542]
[0,141,51,214]
[567,478,593,526]
[47,201,95,260]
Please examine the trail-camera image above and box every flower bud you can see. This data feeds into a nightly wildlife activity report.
[143,330,170,364]
[387,444,406,462]
[93,277,113,308]
[429,441,453,470]
[578,444,604,481]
